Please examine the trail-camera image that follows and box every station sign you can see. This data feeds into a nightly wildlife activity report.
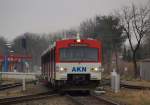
[0,55,32,62]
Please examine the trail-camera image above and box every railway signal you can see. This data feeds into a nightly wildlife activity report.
[22,37,27,49]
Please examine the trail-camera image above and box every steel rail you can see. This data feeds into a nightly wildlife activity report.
[0,91,57,105]
[102,79,150,90]
[120,82,150,90]
[0,81,36,91]
[0,83,22,90]
[66,94,122,105]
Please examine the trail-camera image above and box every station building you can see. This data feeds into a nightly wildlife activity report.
[0,55,32,72]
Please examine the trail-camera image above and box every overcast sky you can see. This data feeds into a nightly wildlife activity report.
[0,0,149,40]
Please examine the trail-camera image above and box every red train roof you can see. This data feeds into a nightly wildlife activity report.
[41,39,102,57]
[56,39,101,48]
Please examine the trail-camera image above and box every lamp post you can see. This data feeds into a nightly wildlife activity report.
[9,50,15,72]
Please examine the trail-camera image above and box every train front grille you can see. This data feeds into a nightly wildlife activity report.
[67,74,90,85]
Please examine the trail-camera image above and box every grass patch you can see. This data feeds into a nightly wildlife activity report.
[105,87,150,105]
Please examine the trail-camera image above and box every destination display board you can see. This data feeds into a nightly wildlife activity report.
[70,43,88,47]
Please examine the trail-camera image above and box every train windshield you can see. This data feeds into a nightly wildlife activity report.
[60,47,98,62]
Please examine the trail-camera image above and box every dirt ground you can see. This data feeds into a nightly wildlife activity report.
[105,85,150,105]
[13,95,77,105]
[0,81,49,99]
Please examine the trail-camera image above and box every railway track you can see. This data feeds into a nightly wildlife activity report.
[0,83,22,90]
[0,81,37,91]
[120,81,150,90]
[0,90,124,105]
[0,91,57,105]
[102,79,150,90]
[67,94,121,105]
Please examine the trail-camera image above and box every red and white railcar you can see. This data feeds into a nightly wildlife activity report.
[41,37,102,89]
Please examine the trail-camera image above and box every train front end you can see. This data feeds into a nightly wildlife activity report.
[55,39,102,89]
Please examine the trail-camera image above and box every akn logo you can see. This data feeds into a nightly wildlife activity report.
[72,67,86,72]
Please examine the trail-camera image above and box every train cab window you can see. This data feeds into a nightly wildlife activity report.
[60,47,98,62]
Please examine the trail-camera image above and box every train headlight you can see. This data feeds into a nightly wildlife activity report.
[77,39,81,43]
[91,68,99,72]
[60,67,67,71]
[94,68,98,71]
[60,67,64,71]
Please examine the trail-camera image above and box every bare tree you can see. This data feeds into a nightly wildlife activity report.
[119,3,150,77]
[80,18,96,38]
[80,15,125,69]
